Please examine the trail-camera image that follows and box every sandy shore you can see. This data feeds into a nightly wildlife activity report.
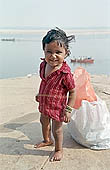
[0,29,110,35]
[0,74,110,125]
[0,74,110,170]
[91,74,110,111]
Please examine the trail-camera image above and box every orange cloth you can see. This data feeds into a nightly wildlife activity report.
[73,67,97,109]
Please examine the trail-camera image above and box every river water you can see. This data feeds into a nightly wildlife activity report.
[0,31,110,79]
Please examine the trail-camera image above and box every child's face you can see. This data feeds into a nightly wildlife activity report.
[44,41,67,67]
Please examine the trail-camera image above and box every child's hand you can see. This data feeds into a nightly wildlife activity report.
[35,94,39,102]
[63,111,71,123]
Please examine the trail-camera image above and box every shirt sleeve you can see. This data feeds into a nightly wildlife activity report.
[39,61,45,79]
[63,72,75,91]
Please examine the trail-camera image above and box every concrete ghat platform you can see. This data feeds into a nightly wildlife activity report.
[0,76,110,170]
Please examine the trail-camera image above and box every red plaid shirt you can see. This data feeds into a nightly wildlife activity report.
[38,61,75,122]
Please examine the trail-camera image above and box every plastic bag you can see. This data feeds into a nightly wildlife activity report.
[73,67,97,109]
[68,96,110,150]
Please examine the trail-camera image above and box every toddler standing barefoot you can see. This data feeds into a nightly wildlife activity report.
[34,27,76,161]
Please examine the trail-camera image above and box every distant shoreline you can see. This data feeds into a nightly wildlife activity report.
[0,29,110,35]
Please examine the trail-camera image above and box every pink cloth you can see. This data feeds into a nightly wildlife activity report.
[38,61,75,122]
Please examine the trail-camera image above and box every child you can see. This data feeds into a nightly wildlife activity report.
[34,27,76,161]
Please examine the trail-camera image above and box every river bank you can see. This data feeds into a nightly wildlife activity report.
[0,75,110,170]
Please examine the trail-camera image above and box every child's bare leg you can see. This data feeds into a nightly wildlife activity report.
[50,120,63,161]
[34,114,53,148]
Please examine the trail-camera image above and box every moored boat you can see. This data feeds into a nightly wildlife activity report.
[1,38,15,41]
[71,57,94,63]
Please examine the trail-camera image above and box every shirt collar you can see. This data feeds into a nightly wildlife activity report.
[41,59,70,74]
[57,61,70,74]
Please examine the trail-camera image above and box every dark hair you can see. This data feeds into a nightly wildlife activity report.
[42,27,75,56]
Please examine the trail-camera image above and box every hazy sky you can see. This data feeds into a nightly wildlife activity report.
[0,0,110,28]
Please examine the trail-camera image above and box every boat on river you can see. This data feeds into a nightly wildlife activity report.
[71,57,94,64]
[1,38,15,41]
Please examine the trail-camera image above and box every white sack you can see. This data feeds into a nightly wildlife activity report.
[68,96,110,150]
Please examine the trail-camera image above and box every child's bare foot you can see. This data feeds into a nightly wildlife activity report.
[34,140,53,148]
[50,150,63,162]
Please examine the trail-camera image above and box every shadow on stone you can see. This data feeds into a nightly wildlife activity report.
[0,112,85,156]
